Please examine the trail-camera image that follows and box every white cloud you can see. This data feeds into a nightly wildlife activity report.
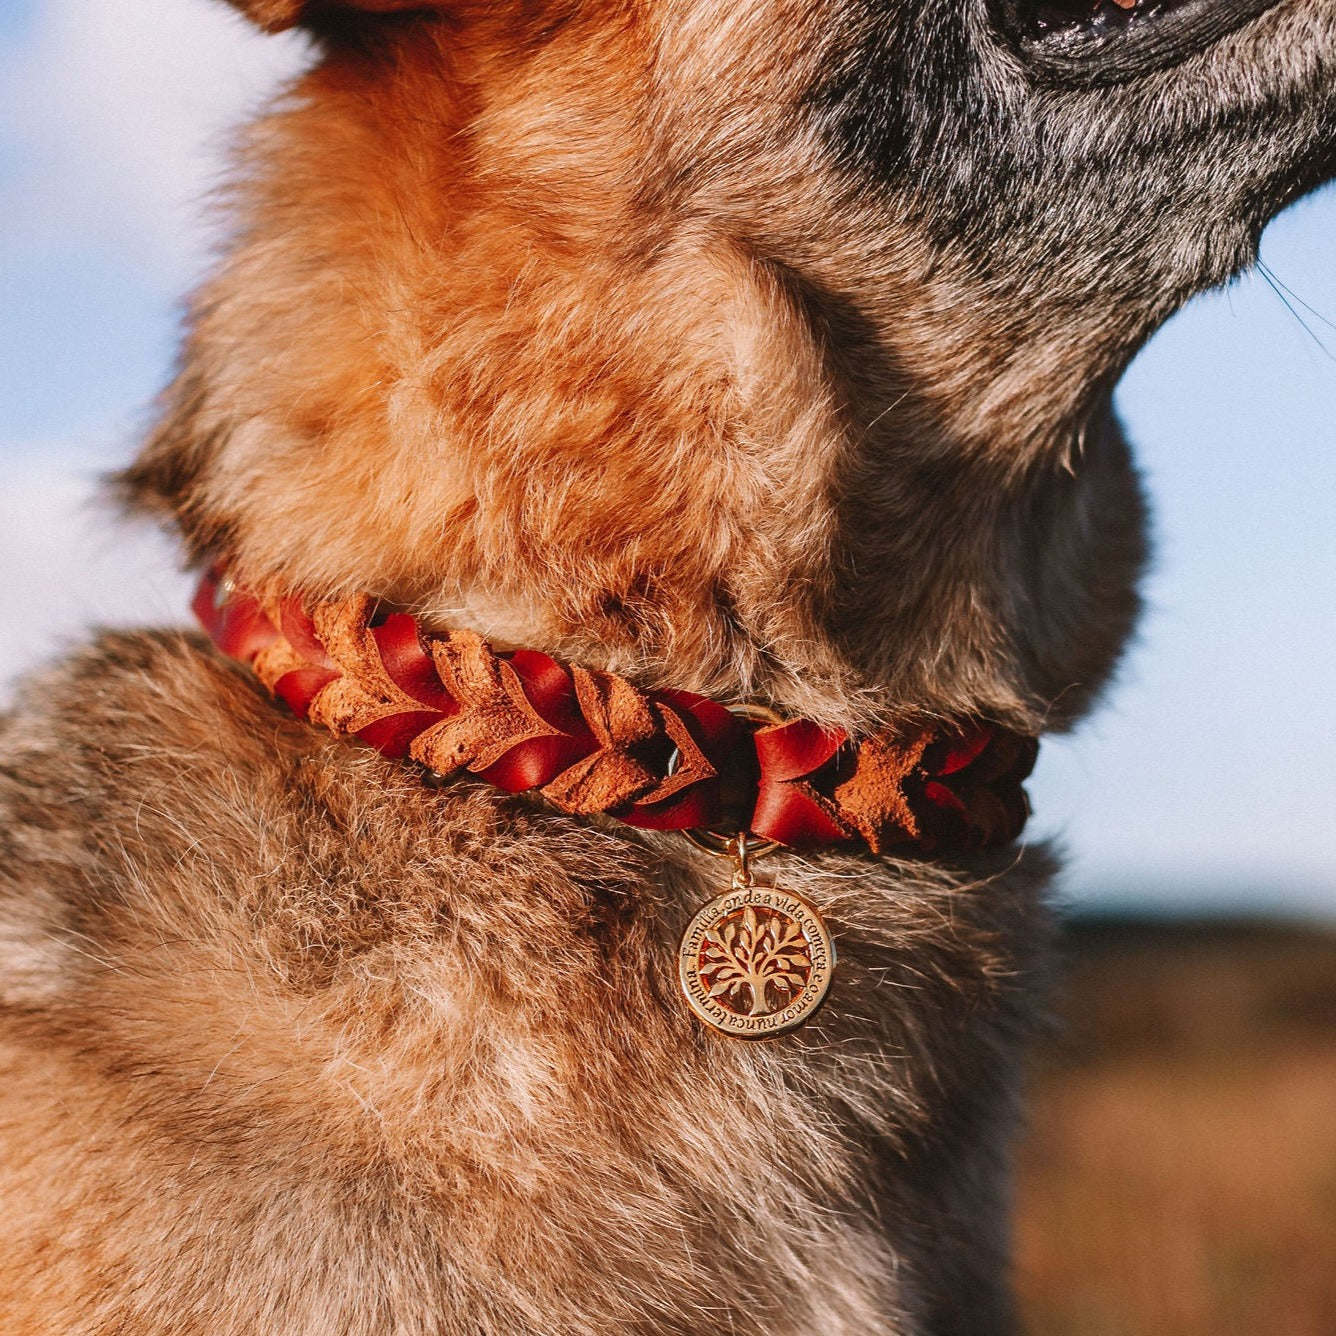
[0,2,297,687]
[0,0,309,284]
[0,447,192,695]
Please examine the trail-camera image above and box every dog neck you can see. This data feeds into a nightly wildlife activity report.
[117,23,1147,737]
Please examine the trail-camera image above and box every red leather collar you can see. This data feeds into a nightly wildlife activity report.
[195,569,1036,856]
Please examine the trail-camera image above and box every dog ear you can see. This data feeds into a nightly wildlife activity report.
[225,1,443,35]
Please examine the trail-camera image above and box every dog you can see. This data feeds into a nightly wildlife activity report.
[0,0,1331,1331]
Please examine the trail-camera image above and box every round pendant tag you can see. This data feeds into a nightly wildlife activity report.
[678,884,835,1039]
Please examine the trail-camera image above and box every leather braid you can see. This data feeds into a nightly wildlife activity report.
[196,570,1037,855]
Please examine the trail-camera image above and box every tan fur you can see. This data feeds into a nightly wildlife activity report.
[0,1,1204,1331]
[0,633,1050,1332]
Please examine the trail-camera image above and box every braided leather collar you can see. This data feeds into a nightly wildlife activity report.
[195,569,1037,856]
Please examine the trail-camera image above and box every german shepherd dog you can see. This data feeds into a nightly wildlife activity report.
[0,1,1330,1331]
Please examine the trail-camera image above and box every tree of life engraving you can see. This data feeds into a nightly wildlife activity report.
[699,905,812,1017]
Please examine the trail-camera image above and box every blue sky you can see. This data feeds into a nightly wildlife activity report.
[1035,193,1336,916]
[1,0,1333,917]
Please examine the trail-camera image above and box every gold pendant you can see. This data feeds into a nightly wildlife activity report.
[678,834,835,1039]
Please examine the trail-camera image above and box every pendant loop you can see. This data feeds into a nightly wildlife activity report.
[681,825,781,866]
[679,701,787,861]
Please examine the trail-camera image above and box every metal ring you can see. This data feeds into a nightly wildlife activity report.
[682,827,780,860]
[212,572,237,611]
[680,701,786,861]
[724,702,786,730]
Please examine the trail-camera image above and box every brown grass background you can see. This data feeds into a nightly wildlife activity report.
[1014,919,1336,1335]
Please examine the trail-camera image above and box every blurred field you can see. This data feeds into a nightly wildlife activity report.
[1014,918,1336,1336]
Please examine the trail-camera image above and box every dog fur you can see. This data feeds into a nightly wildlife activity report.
[1,1,1332,1331]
